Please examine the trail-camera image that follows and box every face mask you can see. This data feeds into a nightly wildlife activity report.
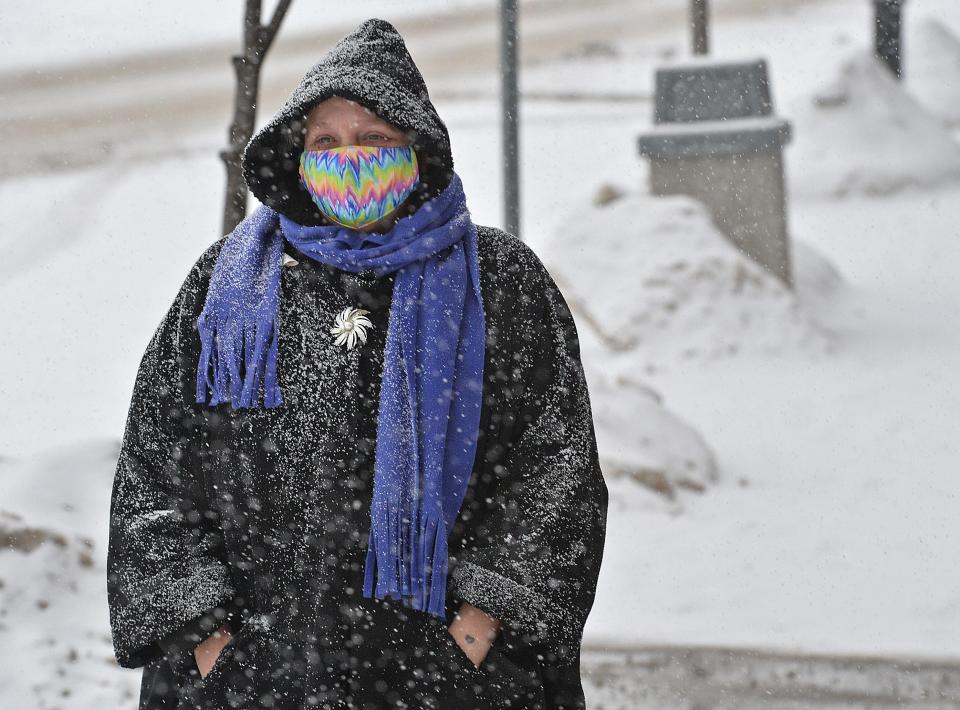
[298,145,420,229]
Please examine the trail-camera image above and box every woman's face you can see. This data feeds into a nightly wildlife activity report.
[303,96,410,150]
[300,95,416,233]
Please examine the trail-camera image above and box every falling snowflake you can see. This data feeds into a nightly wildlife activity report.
[330,306,373,350]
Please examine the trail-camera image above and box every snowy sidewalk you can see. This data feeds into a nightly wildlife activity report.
[582,644,960,709]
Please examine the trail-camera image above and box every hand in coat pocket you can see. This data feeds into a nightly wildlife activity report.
[447,602,501,669]
[193,624,234,679]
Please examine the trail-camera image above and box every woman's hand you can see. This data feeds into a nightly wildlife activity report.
[447,602,501,669]
[193,624,233,679]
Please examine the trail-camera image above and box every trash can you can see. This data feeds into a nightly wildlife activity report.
[638,58,794,287]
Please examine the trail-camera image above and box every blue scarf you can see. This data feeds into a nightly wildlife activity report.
[195,173,486,619]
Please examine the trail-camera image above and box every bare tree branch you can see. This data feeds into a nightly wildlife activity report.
[244,0,262,56]
[259,0,294,57]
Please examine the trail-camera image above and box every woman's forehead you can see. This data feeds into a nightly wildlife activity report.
[307,97,393,127]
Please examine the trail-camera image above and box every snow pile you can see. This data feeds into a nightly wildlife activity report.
[788,238,848,320]
[906,18,960,127]
[545,190,840,502]
[0,442,136,708]
[583,367,718,504]
[788,51,960,199]
[543,191,834,374]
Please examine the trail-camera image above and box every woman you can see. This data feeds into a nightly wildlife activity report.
[107,18,607,710]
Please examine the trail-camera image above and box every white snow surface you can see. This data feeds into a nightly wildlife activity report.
[2,0,960,706]
[0,1,492,72]
[787,50,960,199]
[584,180,960,658]
[586,367,719,503]
[544,193,835,366]
[907,18,960,127]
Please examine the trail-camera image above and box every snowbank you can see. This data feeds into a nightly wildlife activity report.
[907,19,960,128]
[583,179,960,659]
[543,191,834,373]
[0,441,137,708]
[788,51,960,199]
[544,189,839,502]
[539,188,858,505]
[584,367,718,503]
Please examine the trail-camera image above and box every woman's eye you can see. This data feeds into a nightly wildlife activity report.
[365,133,388,142]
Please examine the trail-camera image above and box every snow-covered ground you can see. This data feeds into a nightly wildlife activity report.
[2,0,960,707]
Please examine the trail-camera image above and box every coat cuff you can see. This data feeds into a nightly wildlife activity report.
[448,561,576,653]
[111,559,237,668]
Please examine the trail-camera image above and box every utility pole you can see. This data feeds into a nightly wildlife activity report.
[499,0,521,240]
[873,0,907,79]
[691,0,709,55]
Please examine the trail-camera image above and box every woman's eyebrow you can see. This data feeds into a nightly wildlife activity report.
[360,122,398,133]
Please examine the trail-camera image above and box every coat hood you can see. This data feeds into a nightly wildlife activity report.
[241,18,455,225]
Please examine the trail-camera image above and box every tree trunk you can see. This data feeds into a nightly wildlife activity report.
[873,0,907,80]
[220,0,294,236]
[691,0,709,55]
[221,55,261,235]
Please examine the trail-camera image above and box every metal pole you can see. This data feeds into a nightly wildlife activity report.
[500,0,521,240]
[691,0,709,55]
[873,0,907,79]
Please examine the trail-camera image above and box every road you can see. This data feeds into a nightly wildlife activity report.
[0,0,818,179]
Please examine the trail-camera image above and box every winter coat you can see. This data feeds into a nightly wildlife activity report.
[107,18,608,710]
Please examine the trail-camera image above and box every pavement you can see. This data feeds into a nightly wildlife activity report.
[581,644,960,709]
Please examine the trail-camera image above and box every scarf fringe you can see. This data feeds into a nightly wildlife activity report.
[363,505,448,618]
[196,313,283,409]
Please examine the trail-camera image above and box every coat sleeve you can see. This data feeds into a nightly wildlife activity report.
[107,240,237,670]
[447,247,609,666]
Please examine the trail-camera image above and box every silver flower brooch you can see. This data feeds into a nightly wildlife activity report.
[331,306,373,350]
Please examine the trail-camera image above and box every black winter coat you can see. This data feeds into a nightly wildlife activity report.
[107,17,608,710]
[107,226,608,710]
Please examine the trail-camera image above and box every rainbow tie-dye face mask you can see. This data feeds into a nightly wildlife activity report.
[298,145,420,229]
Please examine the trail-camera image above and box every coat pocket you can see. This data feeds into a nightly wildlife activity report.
[480,639,546,710]
[179,622,257,709]
[445,631,488,676]
[196,633,241,686]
